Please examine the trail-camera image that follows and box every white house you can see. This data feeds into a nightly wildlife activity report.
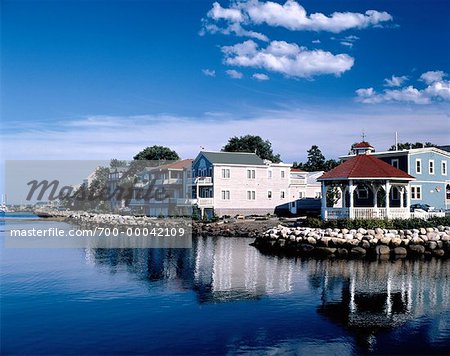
[192,151,322,217]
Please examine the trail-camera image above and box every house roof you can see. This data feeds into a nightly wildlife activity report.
[157,159,193,170]
[291,168,305,172]
[198,151,265,165]
[353,141,373,148]
[318,154,415,180]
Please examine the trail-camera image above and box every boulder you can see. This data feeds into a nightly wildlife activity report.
[432,249,445,257]
[409,245,426,255]
[350,247,367,257]
[375,245,390,255]
[394,247,407,256]
[314,247,337,256]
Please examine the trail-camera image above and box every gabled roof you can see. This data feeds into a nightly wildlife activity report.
[318,154,415,180]
[197,151,265,165]
[156,159,193,170]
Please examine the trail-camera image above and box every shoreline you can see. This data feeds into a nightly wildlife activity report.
[24,210,450,259]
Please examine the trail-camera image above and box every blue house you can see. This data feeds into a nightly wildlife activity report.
[318,141,449,220]
[348,144,450,211]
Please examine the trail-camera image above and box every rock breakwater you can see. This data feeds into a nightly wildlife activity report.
[253,225,450,259]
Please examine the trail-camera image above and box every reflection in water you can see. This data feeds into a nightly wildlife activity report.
[84,236,450,352]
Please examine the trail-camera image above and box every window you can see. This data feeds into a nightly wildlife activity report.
[281,170,285,178]
[299,191,305,199]
[411,185,422,200]
[442,161,447,176]
[429,160,435,175]
[267,190,272,199]
[247,190,256,200]
[280,190,286,199]
[221,190,230,200]
[356,187,368,199]
[446,184,450,200]
[391,159,399,169]
[416,159,422,174]
[268,170,272,179]
[247,169,255,179]
[315,192,322,199]
[221,168,230,179]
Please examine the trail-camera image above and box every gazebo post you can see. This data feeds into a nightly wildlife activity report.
[349,179,354,219]
[385,180,391,219]
[321,183,327,220]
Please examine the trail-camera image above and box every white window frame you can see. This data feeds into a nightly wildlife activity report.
[267,190,272,199]
[411,185,422,200]
[247,169,256,179]
[281,170,286,179]
[391,159,399,169]
[429,159,435,175]
[221,190,230,200]
[442,161,447,176]
[267,170,272,179]
[298,191,305,199]
[315,192,322,199]
[415,159,422,174]
[247,190,256,200]
[280,190,286,199]
[221,168,230,179]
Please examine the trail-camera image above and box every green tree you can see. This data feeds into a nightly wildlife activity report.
[388,142,436,151]
[133,145,180,161]
[294,146,339,172]
[110,159,127,168]
[222,135,281,163]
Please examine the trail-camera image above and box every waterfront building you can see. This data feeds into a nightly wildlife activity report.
[128,159,193,216]
[319,141,449,220]
[191,151,322,217]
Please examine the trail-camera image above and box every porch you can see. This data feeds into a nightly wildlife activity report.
[324,207,411,220]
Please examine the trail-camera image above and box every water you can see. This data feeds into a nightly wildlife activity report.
[1,214,450,355]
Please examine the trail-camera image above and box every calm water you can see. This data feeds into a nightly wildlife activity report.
[1,214,450,355]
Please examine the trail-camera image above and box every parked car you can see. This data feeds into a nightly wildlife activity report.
[410,203,434,212]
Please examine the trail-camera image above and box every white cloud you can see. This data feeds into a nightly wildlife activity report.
[2,107,448,166]
[420,70,446,84]
[252,73,270,81]
[356,70,450,104]
[203,1,393,38]
[202,68,216,77]
[312,39,321,44]
[222,40,354,78]
[225,69,244,78]
[340,41,353,48]
[384,75,408,87]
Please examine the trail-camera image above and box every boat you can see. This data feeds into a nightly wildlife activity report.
[0,195,7,216]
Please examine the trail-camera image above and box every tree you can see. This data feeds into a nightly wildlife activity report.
[388,142,437,151]
[294,145,339,172]
[110,159,127,168]
[133,145,180,161]
[222,135,281,163]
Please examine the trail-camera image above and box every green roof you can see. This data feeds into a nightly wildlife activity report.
[199,151,265,165]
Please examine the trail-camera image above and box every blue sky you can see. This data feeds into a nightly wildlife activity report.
[1,0,449,164]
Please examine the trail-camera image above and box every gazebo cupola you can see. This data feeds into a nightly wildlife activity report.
[352,141,375,155]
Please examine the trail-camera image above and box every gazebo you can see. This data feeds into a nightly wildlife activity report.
[317,142,415,220]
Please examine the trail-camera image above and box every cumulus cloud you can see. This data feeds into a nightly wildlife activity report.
[221,39,354,78]
[202,68,216,77]
[420,70,446,84]
[203,1,393,38]
[384,75,408,87]
[226,69,244,78]
[252,73,270,81]
[356,70,450,104]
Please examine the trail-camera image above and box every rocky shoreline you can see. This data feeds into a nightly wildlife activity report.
[34,210,284,237]
[253,225,450,259]
[33,210,450,258]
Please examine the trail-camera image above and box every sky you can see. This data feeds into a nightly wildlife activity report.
[1,0,449,166]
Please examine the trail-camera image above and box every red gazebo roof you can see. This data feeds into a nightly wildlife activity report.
[353,141,373,148]
[318,154,415,180]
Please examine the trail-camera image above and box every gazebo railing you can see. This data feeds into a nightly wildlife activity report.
[324,207,411,220]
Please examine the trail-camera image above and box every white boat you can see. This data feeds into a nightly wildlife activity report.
[0,195,7,216]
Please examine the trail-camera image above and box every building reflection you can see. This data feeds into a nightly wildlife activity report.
[84,238,449,351]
